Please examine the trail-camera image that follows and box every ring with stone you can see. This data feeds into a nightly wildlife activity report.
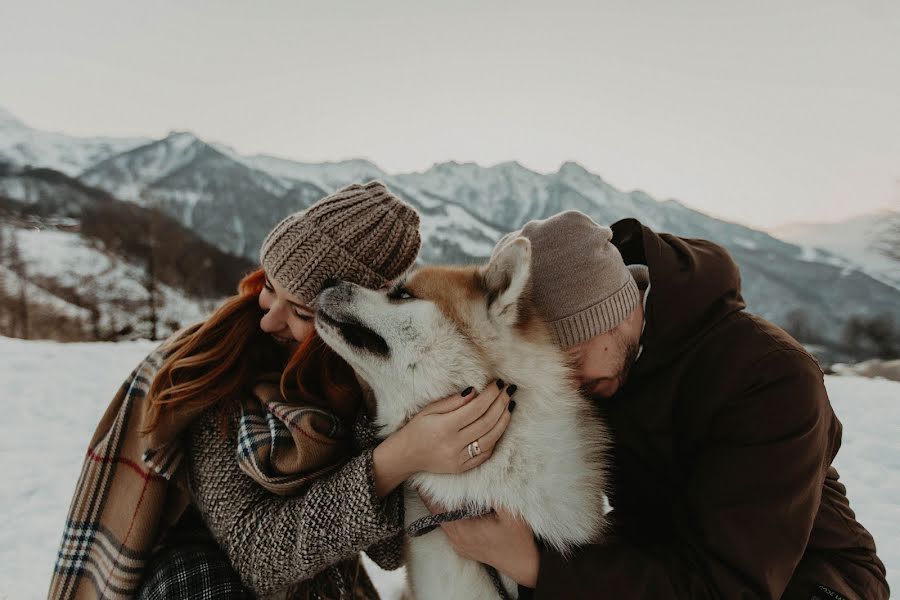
[467,440,482,459]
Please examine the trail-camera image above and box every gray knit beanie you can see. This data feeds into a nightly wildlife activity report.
[259,181,421,304]
[494,210,639,347]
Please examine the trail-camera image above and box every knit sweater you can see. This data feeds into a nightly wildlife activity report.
[184,406,406,598]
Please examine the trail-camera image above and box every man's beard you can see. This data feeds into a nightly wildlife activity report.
[580,334,640,398]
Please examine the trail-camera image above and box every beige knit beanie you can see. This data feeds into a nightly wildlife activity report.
[259,181,421,304]
[494,210,639,347]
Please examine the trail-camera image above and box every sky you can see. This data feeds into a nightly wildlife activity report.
[1,0,898,230]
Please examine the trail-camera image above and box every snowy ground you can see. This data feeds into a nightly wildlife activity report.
[0,336,896,598]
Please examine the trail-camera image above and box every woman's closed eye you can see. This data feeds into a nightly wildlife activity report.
[294,308,313,321]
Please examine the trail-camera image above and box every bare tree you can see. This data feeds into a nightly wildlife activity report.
[0,225,9,335]
[874,210,900,264]
[783,308,820,344]
[144,210,162,340]
[4,229,31,339]
[843,314,900,360]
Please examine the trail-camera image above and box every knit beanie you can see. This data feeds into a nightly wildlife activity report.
[259,181,421,304]
[494,210,639,347]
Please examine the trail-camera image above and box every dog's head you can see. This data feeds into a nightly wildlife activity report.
[315,237,535,430]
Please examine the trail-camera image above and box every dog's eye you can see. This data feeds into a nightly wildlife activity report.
[387,285,416,301]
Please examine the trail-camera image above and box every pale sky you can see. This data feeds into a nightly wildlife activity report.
[1,0,898,229]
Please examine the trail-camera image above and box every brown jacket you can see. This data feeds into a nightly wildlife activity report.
[532,219,889,599]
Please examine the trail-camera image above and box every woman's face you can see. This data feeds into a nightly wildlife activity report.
[258,273,315,347]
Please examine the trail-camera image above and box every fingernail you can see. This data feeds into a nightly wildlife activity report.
[460,386,474,397]
[506,384,518,397]
[508,400,517,413]
[496,378,506,389]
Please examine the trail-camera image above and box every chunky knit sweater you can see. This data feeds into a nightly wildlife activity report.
[184,406,405,599]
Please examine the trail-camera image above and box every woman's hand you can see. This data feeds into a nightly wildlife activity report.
[373,381,516,497]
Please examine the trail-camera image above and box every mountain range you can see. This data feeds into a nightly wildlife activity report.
[1,106,898,362]
[771,212,900,289]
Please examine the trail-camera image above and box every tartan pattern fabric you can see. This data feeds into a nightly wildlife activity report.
[49,345,184,600]
[135,543,249,600]
[49,346,387,599]
[236,380,350,496]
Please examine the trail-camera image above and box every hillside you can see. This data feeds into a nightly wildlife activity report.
[0,165,253,341]
[2,107,899,360]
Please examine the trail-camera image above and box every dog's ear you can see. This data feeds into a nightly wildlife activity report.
[482,237,532,325]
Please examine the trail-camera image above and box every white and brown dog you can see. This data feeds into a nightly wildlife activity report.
[315,237,609,599]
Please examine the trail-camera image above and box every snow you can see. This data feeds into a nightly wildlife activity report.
[78,132,206,204]
[418,203,503,258]
[772,213,900,290]
[245,155,384,192]
[0,108,146,177]
[798,245,820,262]
[0,265,93,321]
[11,227,210,333]
[0,337,406,600]
[0,338,896,598]
[396,161,552,227]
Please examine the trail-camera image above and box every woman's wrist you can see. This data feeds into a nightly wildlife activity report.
[372,430,417,497]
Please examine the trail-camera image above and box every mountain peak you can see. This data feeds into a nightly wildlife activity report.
[163,130,202,146]
[557,160,611,188]
[494,160,539,175]
[0,107,28,131]
[557,160,591,176]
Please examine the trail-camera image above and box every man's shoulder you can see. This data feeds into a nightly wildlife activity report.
[678,312,831,438]
[681,311,825,405]
[702,310,820,369]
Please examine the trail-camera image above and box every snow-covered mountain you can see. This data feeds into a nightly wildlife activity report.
[2,107,899,359]
[4,226,210,338]
[244,155,387,193]
[771,212,900,290]
[0,165,252,341]
[80,133,322,256]
[0,107,147,177]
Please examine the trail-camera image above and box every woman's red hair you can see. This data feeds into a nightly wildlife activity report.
[142,268,362,435]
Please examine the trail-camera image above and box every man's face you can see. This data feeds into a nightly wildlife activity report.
[565,309,642,399]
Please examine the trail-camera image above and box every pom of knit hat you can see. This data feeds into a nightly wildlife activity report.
[259,181,421,304]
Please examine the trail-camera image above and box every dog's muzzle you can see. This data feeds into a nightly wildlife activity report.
[315,284,390,358]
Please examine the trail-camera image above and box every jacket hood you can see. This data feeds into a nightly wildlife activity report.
[611,218,746,374]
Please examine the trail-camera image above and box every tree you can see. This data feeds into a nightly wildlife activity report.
[144,208,163,340]
[874,208,900,263]
[783,309,820,345]
[842,315,900,360]
[2,228,31,339]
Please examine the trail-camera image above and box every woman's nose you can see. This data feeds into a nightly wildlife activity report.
[259,304,287,332]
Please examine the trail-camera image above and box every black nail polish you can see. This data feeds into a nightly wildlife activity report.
[496,378,506,389]
[460,386,474,397]
[506,384,518,397]
[508,400,517,413]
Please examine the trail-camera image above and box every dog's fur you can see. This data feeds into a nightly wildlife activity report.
[315,238,610,599]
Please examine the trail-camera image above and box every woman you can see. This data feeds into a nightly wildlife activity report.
[49,181,515,599]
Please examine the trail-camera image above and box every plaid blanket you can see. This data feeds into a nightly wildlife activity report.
[49,345,350,599]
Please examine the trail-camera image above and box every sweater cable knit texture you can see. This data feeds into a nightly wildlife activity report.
[186,406,405,599]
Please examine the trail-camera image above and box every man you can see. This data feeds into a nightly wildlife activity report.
[433,212,889,599]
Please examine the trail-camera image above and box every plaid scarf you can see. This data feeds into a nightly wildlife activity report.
[49,344,350,599]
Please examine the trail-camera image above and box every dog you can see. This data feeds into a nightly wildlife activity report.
[315,237,610,599]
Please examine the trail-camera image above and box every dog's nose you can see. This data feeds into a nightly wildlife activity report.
[321,278,342,291]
